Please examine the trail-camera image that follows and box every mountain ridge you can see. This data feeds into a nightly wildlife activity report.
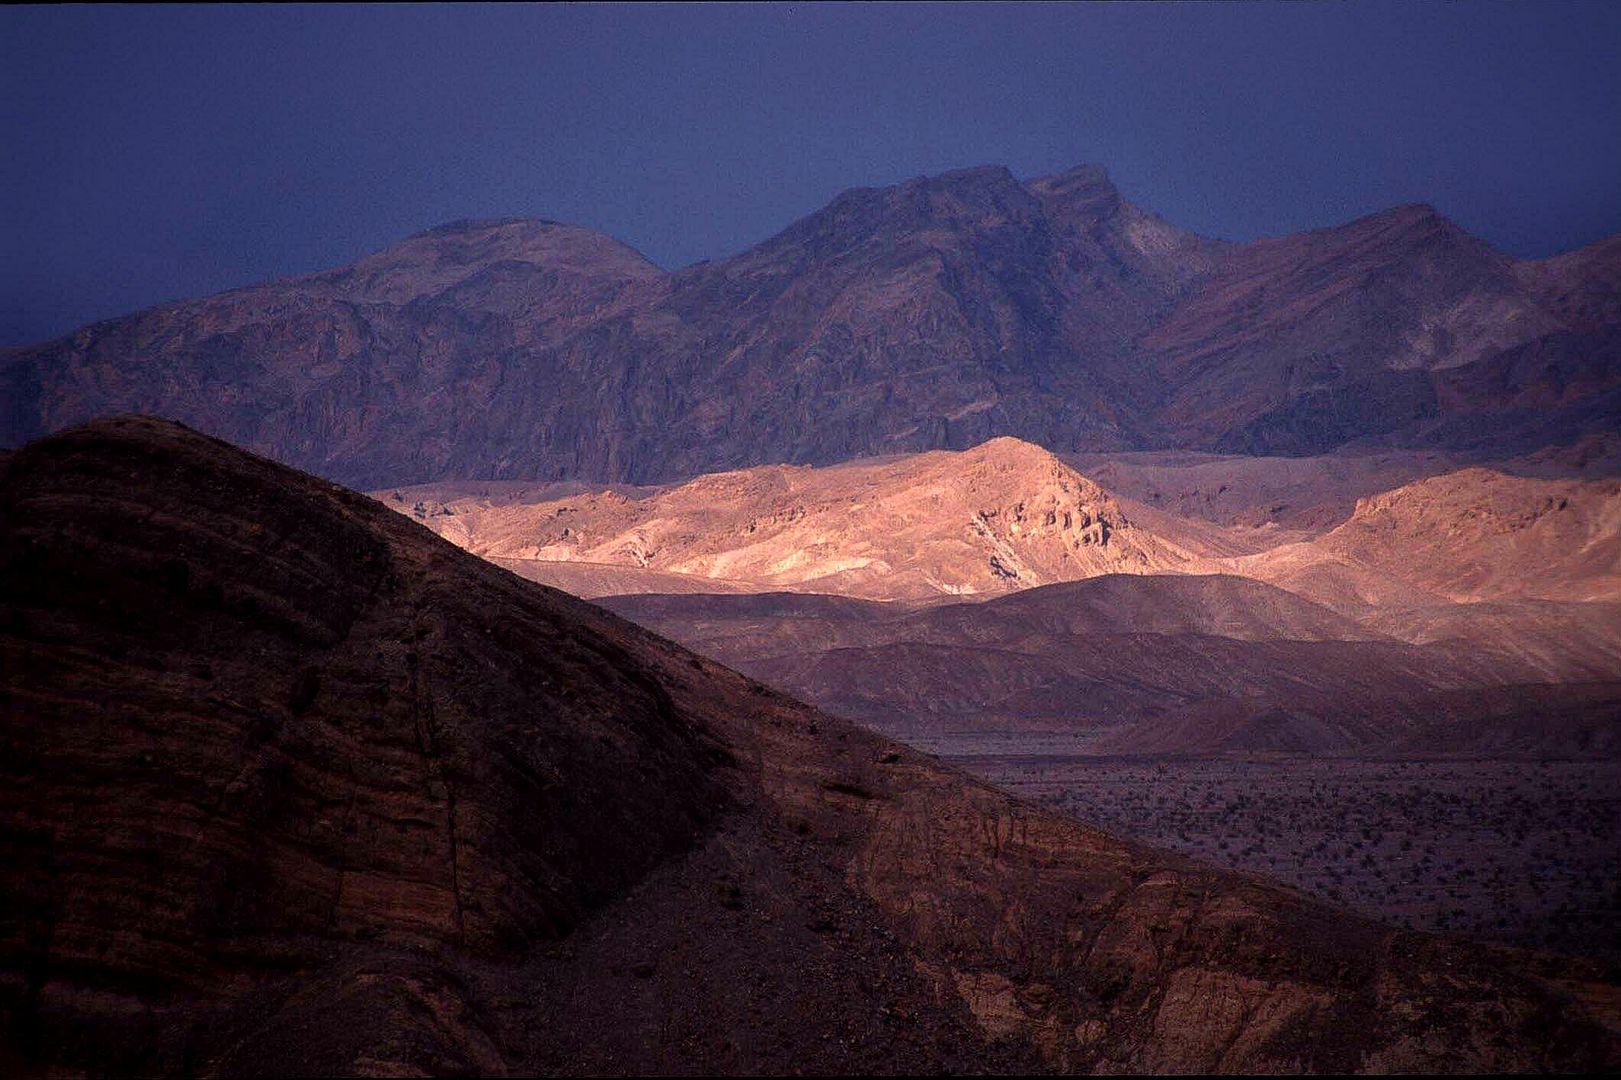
[6,163,1617,487]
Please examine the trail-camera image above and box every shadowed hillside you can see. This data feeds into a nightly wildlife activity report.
[605,576,1621,757]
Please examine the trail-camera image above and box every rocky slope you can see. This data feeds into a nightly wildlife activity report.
[1144,204,1575,454]
[0,218,663,487]
[1067,446,1470,529]
[1067,434,1621,530]
[3,417,1616,1074]
[393,436,1198,601]
[5,165,1617,486]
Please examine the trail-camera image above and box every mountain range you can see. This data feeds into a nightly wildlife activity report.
[5,164,1618,487]
[4,162,1620,1075]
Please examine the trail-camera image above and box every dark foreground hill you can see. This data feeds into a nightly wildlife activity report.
[1,418,1617,1074]
[4,164,1618,488]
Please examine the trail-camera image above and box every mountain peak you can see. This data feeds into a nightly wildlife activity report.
[912,163,1020,189]
[958,434,1070,471]
[299,216,662,306]
[1027,163,1122,216]
[1346,201,1470,242]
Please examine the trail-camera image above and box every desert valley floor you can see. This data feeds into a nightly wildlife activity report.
[967,754,1618,961]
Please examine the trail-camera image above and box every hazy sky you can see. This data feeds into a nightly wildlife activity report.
[4,2,1620,346]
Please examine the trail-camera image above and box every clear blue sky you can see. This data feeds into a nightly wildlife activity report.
[4,2,1619,346]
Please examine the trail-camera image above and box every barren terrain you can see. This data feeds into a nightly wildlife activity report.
[391,437,1203,600]
[4,417,1617,1074]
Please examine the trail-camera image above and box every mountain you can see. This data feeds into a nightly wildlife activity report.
[5,166,1617,486]
[392,436,1199,601]
[1067,434,1621,529]
[0,218,662,486]
[3,417,1616,1074]
[1145,204,1569,453]
[1067,446,1469,529]
[1366,599,1621,682]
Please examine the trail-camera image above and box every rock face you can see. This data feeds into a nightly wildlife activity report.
[5,166,1617,486]
[2,417,1616,1074]
[391,436,1195,601]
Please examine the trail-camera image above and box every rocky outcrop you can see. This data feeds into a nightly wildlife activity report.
[390,436,1197,601]
[1220,467,1621,607]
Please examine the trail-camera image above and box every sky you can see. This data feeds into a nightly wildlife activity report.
[3,2,1620,347]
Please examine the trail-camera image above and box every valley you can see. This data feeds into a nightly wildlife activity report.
[6,153,1620,1078]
